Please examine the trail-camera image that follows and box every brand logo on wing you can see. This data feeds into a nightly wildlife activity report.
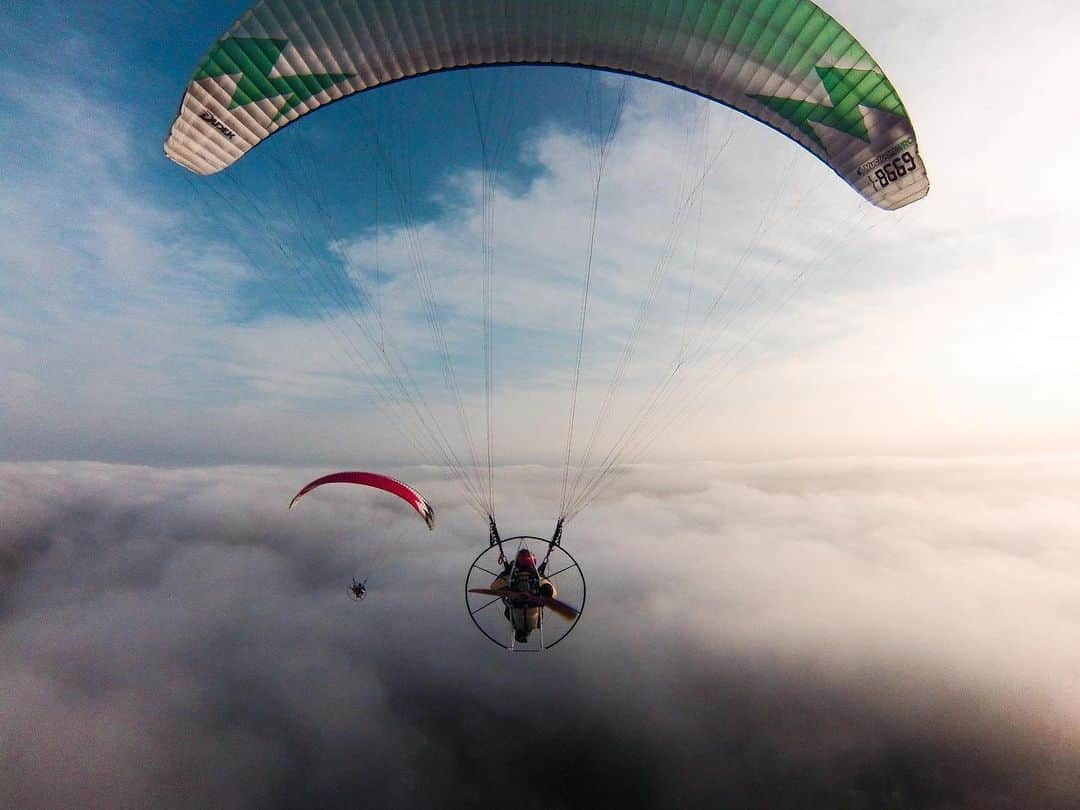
[199,109,236,140]
[857,137,914,176]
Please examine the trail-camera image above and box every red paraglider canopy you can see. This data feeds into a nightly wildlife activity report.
[289,471,435,530]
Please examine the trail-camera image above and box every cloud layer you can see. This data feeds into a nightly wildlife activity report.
[2,458,1078,808]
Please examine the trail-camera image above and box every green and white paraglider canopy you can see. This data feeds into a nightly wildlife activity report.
[164,0,928,211]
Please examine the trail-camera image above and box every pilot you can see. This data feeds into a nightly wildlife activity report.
[349,578,367,600]
[490,547,555,643]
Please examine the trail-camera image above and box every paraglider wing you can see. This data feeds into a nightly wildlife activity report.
[468,588,580,620]
[165,0,927,210]
[289,471,435,530]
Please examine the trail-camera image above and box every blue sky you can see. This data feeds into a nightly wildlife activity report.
[2,0,1079,477]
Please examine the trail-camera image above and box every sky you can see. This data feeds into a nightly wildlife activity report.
[2,1,1079,807]
[3,0,1077,469]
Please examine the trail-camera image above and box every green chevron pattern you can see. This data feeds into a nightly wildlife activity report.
[194,37,354,120]
[751,66,908,151]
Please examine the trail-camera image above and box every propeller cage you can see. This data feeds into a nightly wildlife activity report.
[465,535,586,652]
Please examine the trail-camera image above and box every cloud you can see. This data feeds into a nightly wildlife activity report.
[4,62,869,467]
[3,1,1078,470]
[2,458,1079,808]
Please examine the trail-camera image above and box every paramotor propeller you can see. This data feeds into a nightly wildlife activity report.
[468,587,580,621]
